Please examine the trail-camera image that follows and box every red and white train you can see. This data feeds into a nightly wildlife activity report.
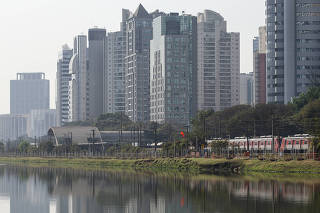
[228,134,312,153]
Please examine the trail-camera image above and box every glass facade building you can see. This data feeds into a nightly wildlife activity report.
[150,13,197,125]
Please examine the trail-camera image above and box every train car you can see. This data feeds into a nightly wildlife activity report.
[227,134,311,154]
[249,136,280,153]
[281,134,311,153]
[229,137,247,151]
[230,136,281,153]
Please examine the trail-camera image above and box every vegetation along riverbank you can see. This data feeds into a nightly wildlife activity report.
[1,157,320,175]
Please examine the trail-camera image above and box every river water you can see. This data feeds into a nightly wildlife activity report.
[0,165,319,213]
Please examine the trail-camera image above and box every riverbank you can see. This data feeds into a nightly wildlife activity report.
[0,157,320,174]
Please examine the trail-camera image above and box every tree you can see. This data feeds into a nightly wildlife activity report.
[0,142,4,153]
[96,113,133,131]
[292,87,320,111]
[39,141,54,153]
[210,139,229,156]
[294,99,320,136]
[18,141,30,153]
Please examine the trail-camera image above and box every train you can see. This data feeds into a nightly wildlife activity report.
[224,134,312,153]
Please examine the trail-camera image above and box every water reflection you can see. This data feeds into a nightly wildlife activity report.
[0,165,319,213]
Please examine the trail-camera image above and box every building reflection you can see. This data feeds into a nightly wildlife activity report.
[0,166,319,213]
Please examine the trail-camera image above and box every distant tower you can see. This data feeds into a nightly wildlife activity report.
[87,28,106,119]
[10,72,49,114]
[253,26,267,105]
[56,44,73,126]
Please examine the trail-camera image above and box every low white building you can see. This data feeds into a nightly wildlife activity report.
[0,114,28,142]
[27,109,57,138]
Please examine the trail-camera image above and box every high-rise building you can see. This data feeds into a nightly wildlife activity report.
[56,45,73,126]
[10,73,49,115]
[69,35,88,122]
[0,114,28,141]
[240,73,254,105]
[103,9,131,114]
[150,13,197,125]
[266,0,320,104]
[266,0,284,104]
[197,10,240,112]
[27,109,56,138]
[87,28,106,119]
[125,4,161,122]
[253,26,267,105]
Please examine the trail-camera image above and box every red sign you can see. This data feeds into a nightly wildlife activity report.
[180,131,185,137]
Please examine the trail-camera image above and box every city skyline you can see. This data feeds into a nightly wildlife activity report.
[0,0,265,114]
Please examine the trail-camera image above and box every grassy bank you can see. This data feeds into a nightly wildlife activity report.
[0,157,136,170]
[0,157,320,174]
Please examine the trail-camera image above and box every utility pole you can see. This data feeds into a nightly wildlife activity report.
[219,118,221,139]
[196,136,198,153]
[120,112,123,144]
[153,123,157,158]
[174,137,176,158]
[253,120,256,137]
[203,116,206,142]
[138,123,142,147]
[272,116,274,154]
[91,129,96,155]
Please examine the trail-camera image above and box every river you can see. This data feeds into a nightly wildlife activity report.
[0,165,319,213]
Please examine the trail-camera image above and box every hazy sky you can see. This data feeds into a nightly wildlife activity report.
[0,0,265,114]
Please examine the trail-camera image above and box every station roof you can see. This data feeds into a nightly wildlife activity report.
[48,126,101,145]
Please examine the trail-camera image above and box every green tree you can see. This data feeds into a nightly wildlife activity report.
[294,99,320,136]
[210,139,229,155]
[292,87,320,111]
[0,142,4,152]
[96,113,133,131]
[18,141,30,153]
[39,141,54,153]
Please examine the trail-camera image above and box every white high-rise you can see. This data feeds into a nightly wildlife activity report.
[69,35,88,122]
[103,9,131,114]
[56,45,73,126]
[197,10,240,112]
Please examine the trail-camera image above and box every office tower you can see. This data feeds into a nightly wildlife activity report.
[240,72,254,105]
[69,35,88,122]
[125,4,155,122]
[27,109,56,138]
[0,114,28,141]
[266,0,320,104]
[150,13,197,125]
[56,45,73,126]
[103,9,131,114]
[197,10,240,112]
[87,28,106,119]
[253,26,267,105]
[10,73,49,115]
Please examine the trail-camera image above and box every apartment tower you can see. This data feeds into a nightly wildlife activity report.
[197,10,240,112]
